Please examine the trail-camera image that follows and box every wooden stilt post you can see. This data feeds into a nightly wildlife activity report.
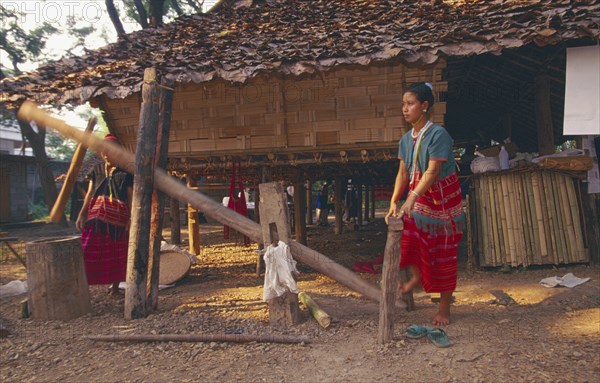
[370,186,376,221]
[147,78,175,312]
[334,176,344,235]
[364,184,370,223]
[357,184,363,228]
[255,166,270,276]
[17,102,384,303]
[378,217,410,344]
[293,172,307,245]
[305,177,313,226]
[187,177,201,256]
[170,195,181,245]
[259,182,300,327]
[535,74,555,156]
[125,67,160,320]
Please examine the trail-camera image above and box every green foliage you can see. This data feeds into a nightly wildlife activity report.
[0,4,58,74]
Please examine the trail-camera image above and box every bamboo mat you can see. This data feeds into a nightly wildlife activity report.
[471,169,588,267]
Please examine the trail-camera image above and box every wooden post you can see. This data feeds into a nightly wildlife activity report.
[334,176,344,235]
[125,67,159,320]
[535,74,555,156]
[357,184,363,228]
[259,182,300,327]
[187,177,201,256]
[364,184,370,222]
[170,196,181,244]
[378,217,410,344]
[26,236,91,320]
[305,178,313,226]
[49,117,96,223]
[147,78,175,312]
[370,186,376,221]
[17,101,383,303]
[293,173,307,245]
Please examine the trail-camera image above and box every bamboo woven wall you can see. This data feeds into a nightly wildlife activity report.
[471,169,588,267]
[100,59,447,156]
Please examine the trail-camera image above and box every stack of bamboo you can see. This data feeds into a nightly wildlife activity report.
[471,169,587,267]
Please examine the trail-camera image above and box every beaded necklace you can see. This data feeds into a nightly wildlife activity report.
[410,120,433,186]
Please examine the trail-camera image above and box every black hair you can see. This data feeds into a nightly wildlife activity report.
[405,82,435,112]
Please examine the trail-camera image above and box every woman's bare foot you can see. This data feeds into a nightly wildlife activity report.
[432,291,452,326]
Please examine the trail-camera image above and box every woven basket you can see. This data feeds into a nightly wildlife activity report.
[538,156,594,171]
[159,250,192,285]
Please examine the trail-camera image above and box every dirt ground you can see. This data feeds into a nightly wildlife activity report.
[1,213,599,383]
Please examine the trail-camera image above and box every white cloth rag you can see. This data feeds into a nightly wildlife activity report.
[539,273,590,288]
[263,241,299,300]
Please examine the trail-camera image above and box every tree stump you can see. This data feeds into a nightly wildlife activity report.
[26,236,91,320]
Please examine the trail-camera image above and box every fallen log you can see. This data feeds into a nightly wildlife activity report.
[84,333,310,344]
[17,101,381,303]
[298,292,331,328]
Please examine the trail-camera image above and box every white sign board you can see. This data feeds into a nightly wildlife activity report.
[563,46,600,135]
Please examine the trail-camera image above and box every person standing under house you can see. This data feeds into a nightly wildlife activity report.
[76,134,133,295]
[385,82,464,326]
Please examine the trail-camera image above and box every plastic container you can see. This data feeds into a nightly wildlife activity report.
[499,146,510,170]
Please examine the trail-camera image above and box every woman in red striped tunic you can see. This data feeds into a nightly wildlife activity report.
[76,134,133,295]
[385,82,464,326]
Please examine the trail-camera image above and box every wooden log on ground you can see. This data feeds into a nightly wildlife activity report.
[125,67,159,320]
[84,333,310,344]
[378,216,409,344]
[50,117,96,223]
[17,101,382,303]
[26,236,91,320]
[298,292,331,328]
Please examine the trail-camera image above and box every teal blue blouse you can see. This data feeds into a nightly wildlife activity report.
[398,124,456,178]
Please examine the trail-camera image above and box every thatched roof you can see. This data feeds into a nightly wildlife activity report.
[1,0,598,108]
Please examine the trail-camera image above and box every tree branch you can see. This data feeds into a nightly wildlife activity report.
[105,0,127,37]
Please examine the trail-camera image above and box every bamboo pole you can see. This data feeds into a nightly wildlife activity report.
[84,333,310,344]
[17,101,383,304]
[477,177,490,265]
[49,117,96,223]
[471,178,483,264]
[549,172,567,264]
[566,178,586,261]
[524,172,541,265]
[531,171,549,261]
[556,174,574,262]
[541,172,558,264]
[501,175,516,266]
[298,292,332,328]
[510,173,526,266]
[491,176,503,266]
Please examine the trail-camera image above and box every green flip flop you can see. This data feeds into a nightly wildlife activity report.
[427,328,452,348]
[404,324,434,339]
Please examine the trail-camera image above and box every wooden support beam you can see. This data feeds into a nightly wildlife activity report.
[125,68,160,320]
[378,217,412,344]
[370,186,376,221]
[364,184,370,222]
[535,74,555,156]
[17,101,383,304]
[259,182,300,327]
[147,78,175,313]
[357,184,363,228]
[187,177,201,256]
[49,117,96,223]
[305,178,313,226]
[293,173,307,245]
[334,176,344,235]
[170,195,181,244]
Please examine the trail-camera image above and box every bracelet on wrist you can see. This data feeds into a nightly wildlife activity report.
[410,190,420,198]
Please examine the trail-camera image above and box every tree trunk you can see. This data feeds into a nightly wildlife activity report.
[105,0,126,37]
[133,0,149,29]
[150,0,165,27]
[17,119,65,225]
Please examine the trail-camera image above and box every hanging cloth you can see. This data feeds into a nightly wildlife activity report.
[224,161,250,246]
